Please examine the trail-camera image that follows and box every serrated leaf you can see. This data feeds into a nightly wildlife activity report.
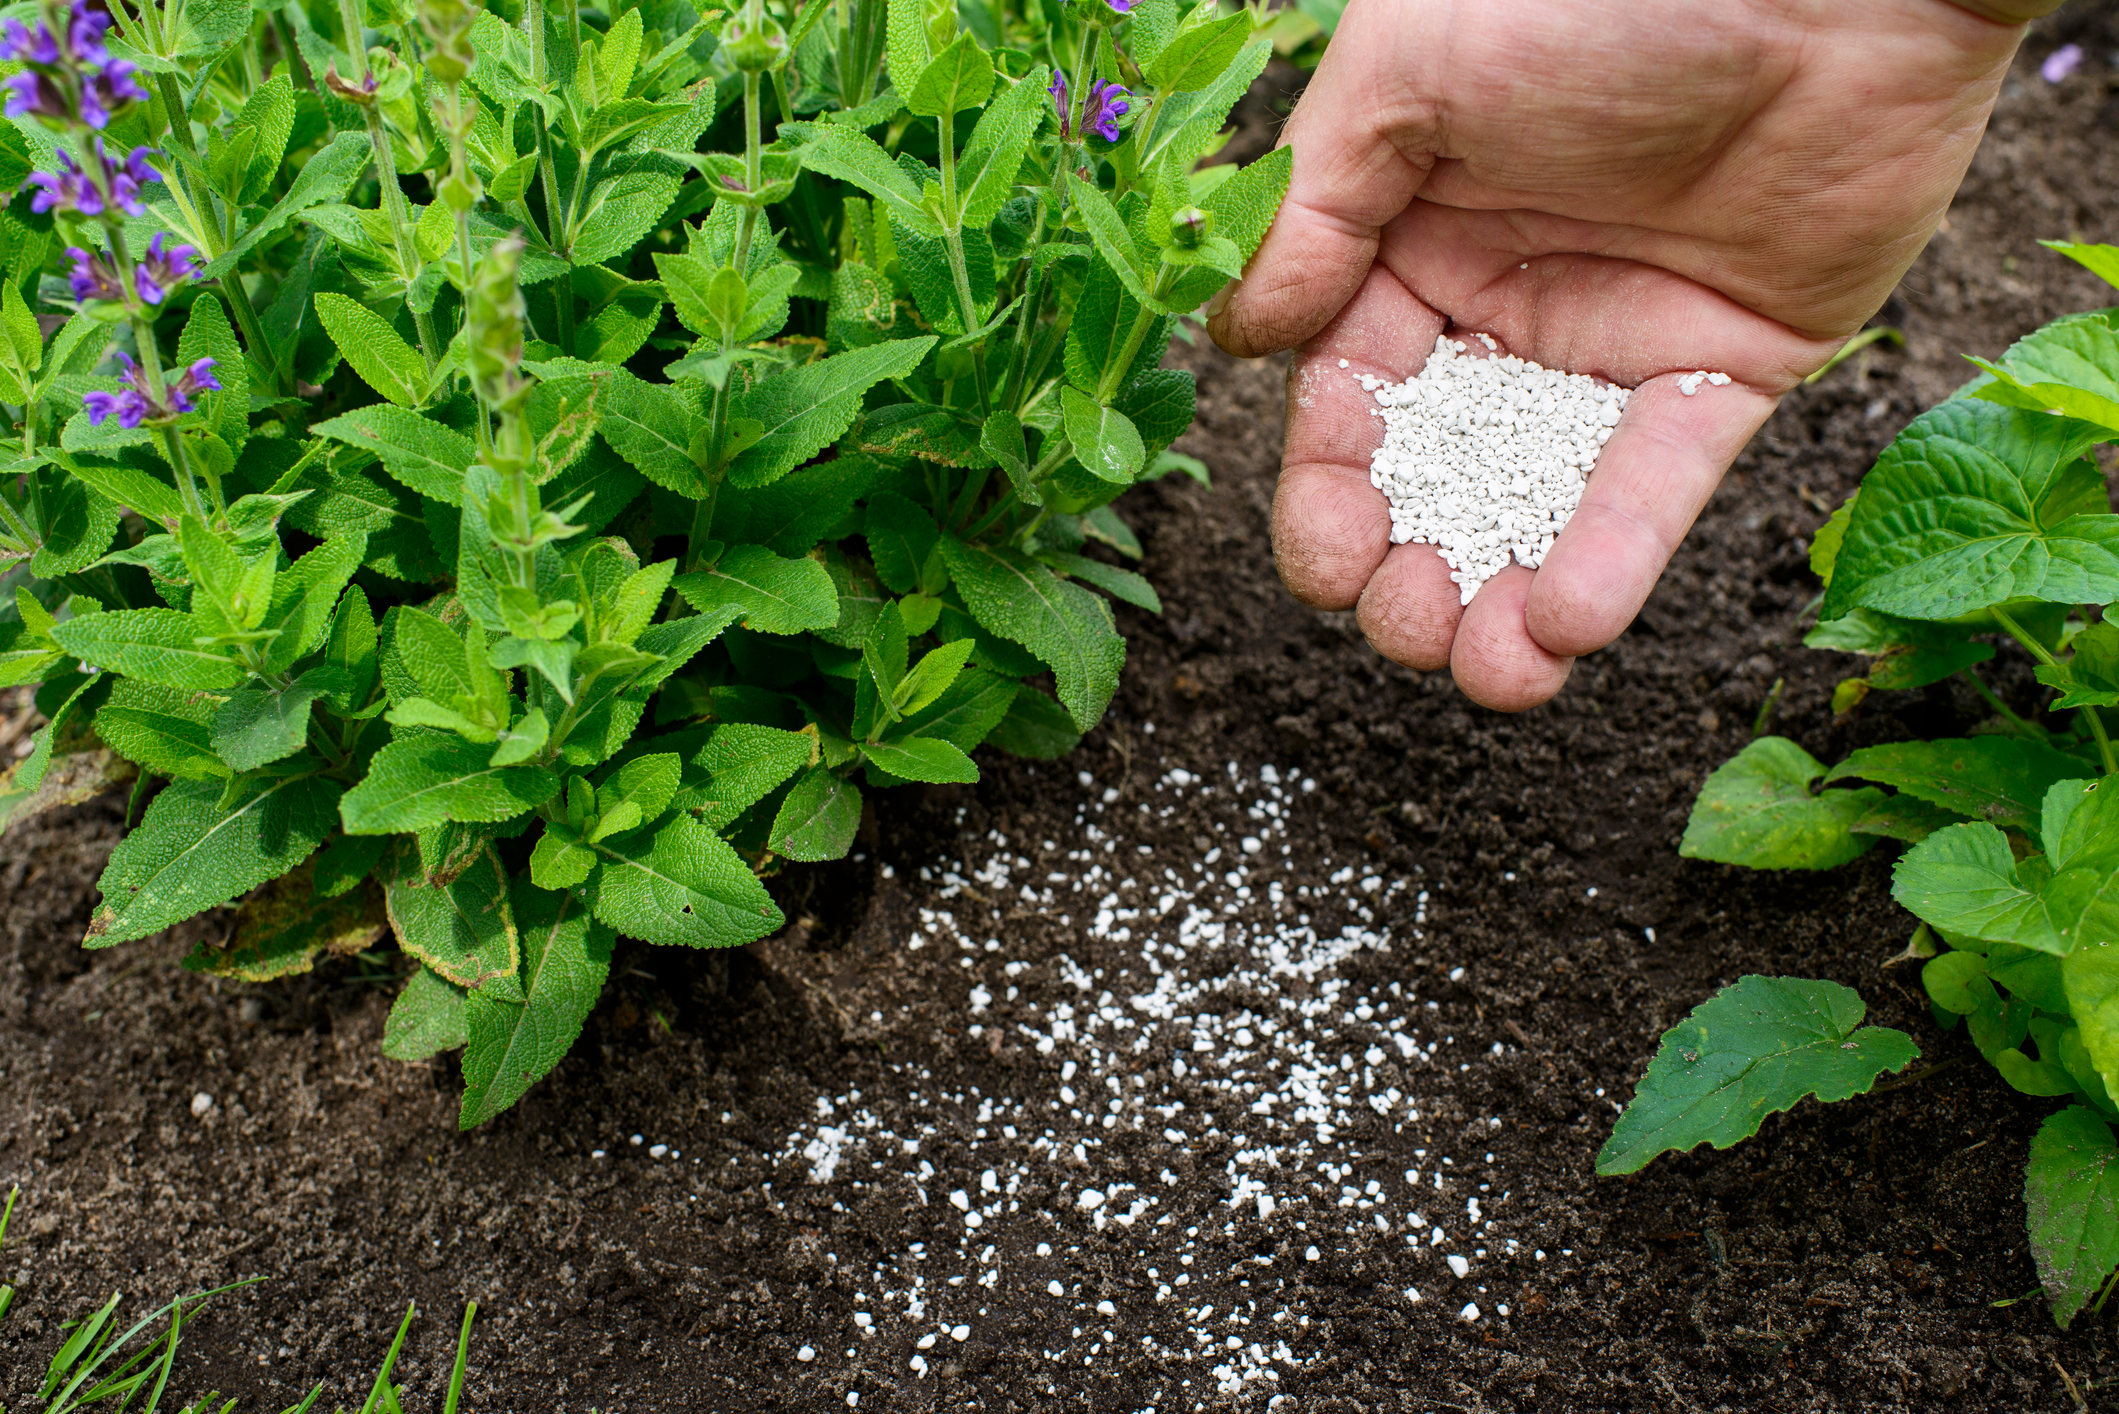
[203,131,372,280]
[51,608,243,690]
[2039,620,2119,708]
[1061,387,1146,484]
[87,775,342,945]
[1818,399,2117,624]
[94,679,228,780]
[312,405,475,505]
[211,665,348,773]
[864,490,941,596]
[1826,736,2092,830]
[673,545,840,634]
[2026,1106,2119,1326]
[785,125,942,237]
[314,292,427,408]
[459,881,613,1126]
[1896,778,2119,956]
[957,65,1047,226]
[1041,551,1162,612]
[1594,976,1918,1175]
[1968,314,2119,436]
[382,966,469,1060]
[686,722,815,829]
[589,813,785,948]
[861,735,976,783]
[1678,736,1885,870]
[1139,38,1270,170]
[769,766,861,862]
[340,732,561,834]
[184,861,384,981]
[599,371,707,496]
[940,537,1124,733]
[1143,12,1252,91]
[385,843,520,988]
[727,337,939,488]
[906,33,994,120]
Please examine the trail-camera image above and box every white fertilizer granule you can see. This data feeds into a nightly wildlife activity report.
[1361,335,1642,606]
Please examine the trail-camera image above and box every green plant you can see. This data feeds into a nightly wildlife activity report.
[1605,240,2119,1327]
[0,0,1291,1125]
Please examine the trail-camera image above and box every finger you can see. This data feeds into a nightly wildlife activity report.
[1207,4,1437,359]
[1272,266,1446,611]
[1526,372,1780,658]
[1355,540,1461,671]
[1377,202,1844,386]
[1451,563,1575,712]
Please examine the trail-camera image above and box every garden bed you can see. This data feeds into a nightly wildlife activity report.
[8,13,2119,1410]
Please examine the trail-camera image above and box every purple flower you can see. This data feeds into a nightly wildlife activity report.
[80,58,146,129]
[1048,68,1071,140]
[4,70,67,123]
[1103,0,1135,10]
[133,233,200,306]
[1081,79,1129,143]
[82,352,218,428]
[28,142,154,218]
[64,245,122,303]
[2044,43,2084,84]
[0,3,145,130]
[0,18,59,66]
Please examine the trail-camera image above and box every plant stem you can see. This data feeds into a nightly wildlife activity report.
[338,0,439,370]
[1992,606,2116,774]
[934,109,990,412]
[1961,666,2047,741]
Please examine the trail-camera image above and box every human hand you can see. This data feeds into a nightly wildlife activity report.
[1208,0,2030,710]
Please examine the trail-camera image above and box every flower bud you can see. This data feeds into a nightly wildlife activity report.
[440,170,482,212]
[722,18,786,74]
[419,0,476,83]
[468,233,529,412]
[1170,205,1211,250]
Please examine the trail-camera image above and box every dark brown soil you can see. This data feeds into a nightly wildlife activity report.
[9,15,2119,1411]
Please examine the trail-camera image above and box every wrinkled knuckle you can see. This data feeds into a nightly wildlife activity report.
[1356,574,1453,671]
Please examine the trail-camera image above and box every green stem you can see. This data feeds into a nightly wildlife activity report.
[934,109,990,413]
[1961,665,2047,742]
[685,470,724,571]
[1992,606,2116,774]
[337,0,438,370]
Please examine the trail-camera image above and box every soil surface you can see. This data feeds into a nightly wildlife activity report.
[10,15,2119,1412]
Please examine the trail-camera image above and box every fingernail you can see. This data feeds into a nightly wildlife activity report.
[1205,279,1236,320]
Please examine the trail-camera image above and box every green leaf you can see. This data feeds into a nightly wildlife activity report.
[906,33,994,120]
[984,683,1078,759]
[184,860,385,981]
[385,844,520,988]
[2039,620,2119,708]
[51,608,244,691]
[728,337,938,488]
[861,735,978,783]
[1679,736,1886,870]
[785,125,942,237]
[980,408,1034,502]
[312,406,475,505]
[769,766,861,862]
[211,665,348,773]
[589,813,785,948]
[202,131,372,280]
[233,70,296,203]
[177,292,248,455]
[1594,976,1919,1175]
[672,545,840,635]
[2045,241,2119,291]
[885,0,932,95]
[1061,387,1147,484]
[1826,737,2092,831]
[94,679,228,780]
[600,371,707,497]
[1143,13,1252,91]
[1804,609,1995,691]
[939,538,1125,732]
[895,638,975,717]
[864,490,941,596]
[340,732,561,834]
[1817,399,2116,624]
[2025,1106,2119,1326]
[313,292,427,408]
[957,65,1047,227]
[1846,792,1961,844]
[1140,38,1270,170]
[87,775,342,945]
[382,966,469,1060]
[459,881,614,1127]
[1067,176,1158,310]
[686,722,815,829]
[1041,551,1161,613]
[898,664,1018,752]
[1897,823,2081,951]
[1968,314,2119,436]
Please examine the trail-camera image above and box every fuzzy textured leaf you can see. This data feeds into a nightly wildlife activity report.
[1679,736,1884,870]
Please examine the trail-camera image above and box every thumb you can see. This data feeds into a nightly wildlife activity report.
[1207,3,1435,358]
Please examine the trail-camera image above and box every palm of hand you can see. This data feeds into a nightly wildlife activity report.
[1209,0,2024,709]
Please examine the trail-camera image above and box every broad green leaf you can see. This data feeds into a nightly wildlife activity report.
[2044,241,2119,291]
[313,830,390,898]
[87,775,342,945]
[599,371,707,496]
[94,679,227,780]
[1804,608,1994,691]
[899,665,1018,752]
[211,665,348,772]
[980,408,1034,502]
[907,34,994,120]
[728,336,938,487]
[312,406,475,505]
[861,735,977,783]
[2025,1106,2119,1326]
[895,639,975,717]
[202,131,371,280]
[1115,367,1198,457]
[1992,942,2071,1011]
[785,125,942,237]
[2039,620,2119,708]
[673,545,839,634]
[63,459,183,531]
[177,292,248,455]
[10,671,108,797]
[1826,736,2091,830]
[1061,387,1147,484]
[1998,1047,2077,1098]
[1140,38,1270,170]
[233,70,296,203]
[769,766,861,862]
[1041,551,1162,612]
[262,534,369,674]
[459,882,614,1127]
[1143,13,1252,91]
[183,859,385,981]
[382,966,469,1060]
[385,844,521,988]
[957,65,1048,226]
[1846,793,1961,844]
[885,0,931,94]
[685,722,815,828]
[864,490,941,596]
[1969,313,2119,436]
[313,293,427,408]
[51,608,243,690]
[1893,821,2076,953]
[1921,948,1996,1013]
[340,731,561,834]
[590,813,785,948]
[1594,976,1918,1175]
[1678,736,1884,870]
[1067,175,1157,309]
[939,538,1126,732]
[1817,399,2117,624]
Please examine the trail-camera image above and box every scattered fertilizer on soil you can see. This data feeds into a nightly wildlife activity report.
[1360,336,1671,605]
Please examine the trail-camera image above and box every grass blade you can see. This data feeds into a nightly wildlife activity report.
[444,1301,479,1414]
[358,1301,418,1414]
